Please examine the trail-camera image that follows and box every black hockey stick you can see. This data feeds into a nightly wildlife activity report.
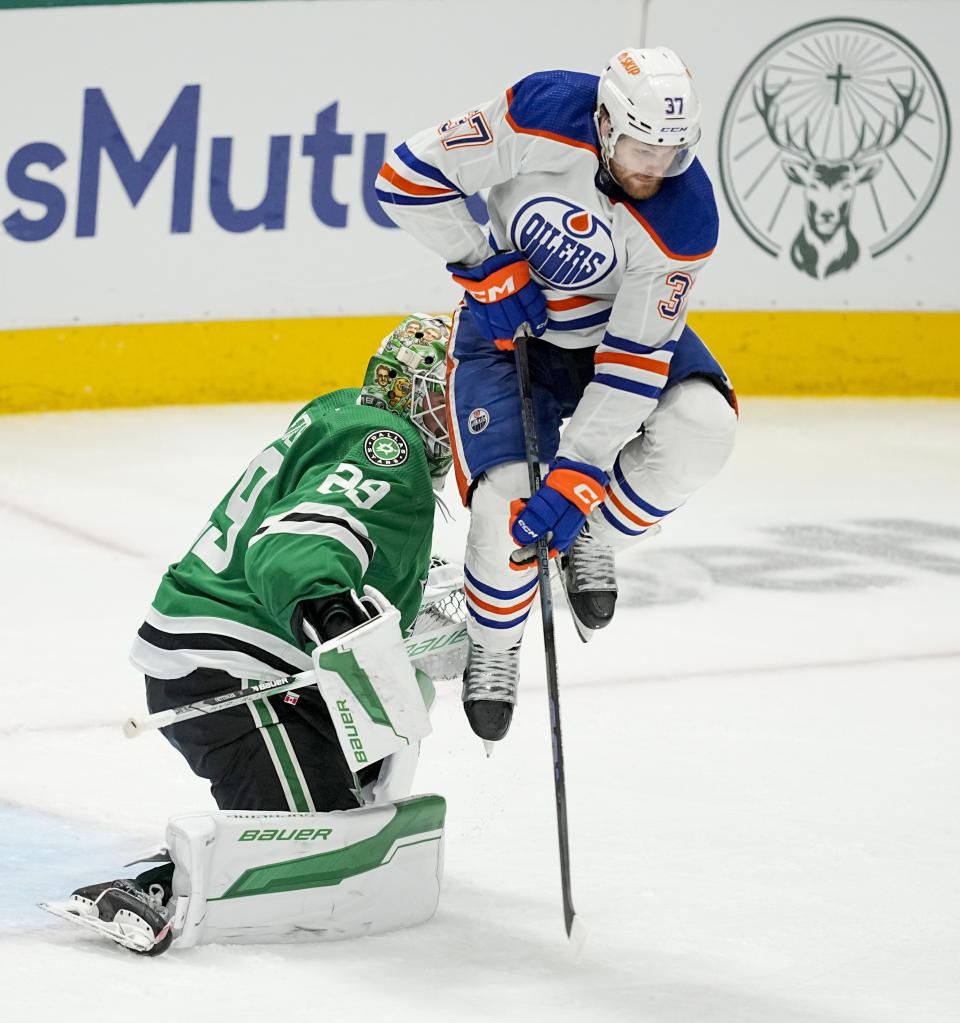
[513,333,582,942]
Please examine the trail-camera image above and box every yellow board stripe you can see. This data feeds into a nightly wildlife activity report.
[1,311,958,413]
[0,316,400,414]
[689,311,960,398]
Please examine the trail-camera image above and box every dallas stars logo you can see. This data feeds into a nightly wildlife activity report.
[363,429,409,467]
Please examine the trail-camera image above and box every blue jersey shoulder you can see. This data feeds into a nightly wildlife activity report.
[507,70,599,149]
[628,159,719,258]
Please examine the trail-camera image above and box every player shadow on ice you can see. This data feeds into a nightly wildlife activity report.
[616,517,960,607]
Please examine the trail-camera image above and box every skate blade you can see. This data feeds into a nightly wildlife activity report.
[558,582,599,645]
[552,561,597,644]
[39,900,163,954]
[568,611,598,644]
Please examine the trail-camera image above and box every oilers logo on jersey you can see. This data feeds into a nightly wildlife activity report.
[509,196,616,291]
[468,408,490,434]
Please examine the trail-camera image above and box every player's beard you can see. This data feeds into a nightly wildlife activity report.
[609,159,664,201]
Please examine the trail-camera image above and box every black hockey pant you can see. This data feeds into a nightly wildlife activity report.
[145,668,378,812]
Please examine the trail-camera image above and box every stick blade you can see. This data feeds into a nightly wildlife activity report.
[567,913,588,955]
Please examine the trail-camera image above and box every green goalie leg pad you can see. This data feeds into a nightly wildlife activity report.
[166,795,446,947]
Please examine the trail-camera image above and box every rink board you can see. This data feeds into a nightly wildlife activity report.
[2,310,959,413]
[1,0,957,409]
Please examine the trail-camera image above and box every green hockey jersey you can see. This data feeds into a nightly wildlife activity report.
[131,389,436,682]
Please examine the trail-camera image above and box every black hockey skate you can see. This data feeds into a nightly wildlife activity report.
[461,641,520,742]
[561,525,617,642]
[40,877,173,956]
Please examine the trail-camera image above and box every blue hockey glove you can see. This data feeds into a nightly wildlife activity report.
[448,251,547,349]
[509,460,608,561]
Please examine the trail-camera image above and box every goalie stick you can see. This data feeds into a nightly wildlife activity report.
[123,613,467,739]
[513,333,584,946]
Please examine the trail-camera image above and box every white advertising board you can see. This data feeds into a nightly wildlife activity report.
[0,0,642,329]
[645,0,956,310]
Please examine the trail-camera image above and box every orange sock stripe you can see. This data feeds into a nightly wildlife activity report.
[605,486,659,528]
[464,583,538,616]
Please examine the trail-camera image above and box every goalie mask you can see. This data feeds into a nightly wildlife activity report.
[359,314,453,480]
[595,47,702,182]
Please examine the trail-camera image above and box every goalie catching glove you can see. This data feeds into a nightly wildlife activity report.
[448,251,547,349]
[509,459,608,565]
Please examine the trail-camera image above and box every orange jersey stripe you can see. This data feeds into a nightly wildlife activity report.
[446,307,471,507]
[505,88,599,155]
[379,162,456,198]
[595,351,670,376]
[547,296,597,311]
[619,202,715,262]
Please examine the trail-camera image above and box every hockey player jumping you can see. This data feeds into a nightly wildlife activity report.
[377,47,739,742]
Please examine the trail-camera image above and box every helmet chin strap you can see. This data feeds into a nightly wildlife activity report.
[593,109,617,171]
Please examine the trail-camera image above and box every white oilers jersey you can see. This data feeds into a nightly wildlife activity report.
[376,70,720,469]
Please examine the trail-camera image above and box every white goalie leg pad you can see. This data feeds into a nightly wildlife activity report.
[361,668,435,806]
[311,601,432,772]
[361,745,421,805]
[166,795,446,948]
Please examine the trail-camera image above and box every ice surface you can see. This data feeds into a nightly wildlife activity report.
[1,399,958,1022]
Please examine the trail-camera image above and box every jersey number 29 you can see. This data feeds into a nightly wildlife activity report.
[317,462,390,509]
[192,447,284,573]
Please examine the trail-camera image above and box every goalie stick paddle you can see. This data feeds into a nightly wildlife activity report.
[513,332,581,941]
[122,615,468,738]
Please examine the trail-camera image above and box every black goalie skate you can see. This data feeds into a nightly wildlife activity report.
[40,877,173,956]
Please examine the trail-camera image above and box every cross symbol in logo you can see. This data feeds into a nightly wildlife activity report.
[825,63,852,105]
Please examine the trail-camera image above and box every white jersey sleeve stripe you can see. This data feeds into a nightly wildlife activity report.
[130,607,314,681]
[249,501,374,575]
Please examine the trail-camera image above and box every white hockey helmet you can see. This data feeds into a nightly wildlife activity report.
[595,47,702,178]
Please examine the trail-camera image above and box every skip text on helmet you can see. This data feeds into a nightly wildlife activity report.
[618,51,643,76]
